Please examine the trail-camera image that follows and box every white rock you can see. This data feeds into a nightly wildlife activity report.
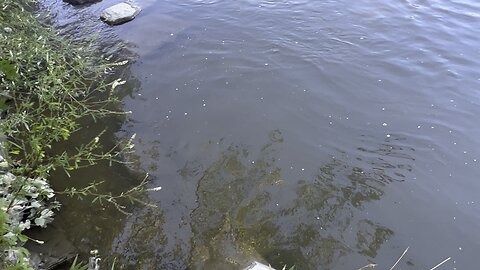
[100,3,140,25]
[244,262,276,270]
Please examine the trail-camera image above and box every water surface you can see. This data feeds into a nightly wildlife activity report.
[38,0,480,269]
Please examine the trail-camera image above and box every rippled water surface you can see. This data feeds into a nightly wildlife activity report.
[38,0,480,269]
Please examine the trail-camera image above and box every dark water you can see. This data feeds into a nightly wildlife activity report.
[36,0,480,269]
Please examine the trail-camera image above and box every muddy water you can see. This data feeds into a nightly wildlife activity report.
[36,0,480,269]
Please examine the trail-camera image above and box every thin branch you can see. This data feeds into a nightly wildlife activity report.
[389,246,409,270]
[357,263,377,270]
[429,257,451,270]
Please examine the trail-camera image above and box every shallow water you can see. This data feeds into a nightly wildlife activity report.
[36,0,480,269]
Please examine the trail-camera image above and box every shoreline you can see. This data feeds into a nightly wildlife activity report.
[0,0,139,268]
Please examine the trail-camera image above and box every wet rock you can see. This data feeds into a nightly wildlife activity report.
[63,0,101,5]
[244,262,276,270]
[101,3,141,25]
[26,225,77,270]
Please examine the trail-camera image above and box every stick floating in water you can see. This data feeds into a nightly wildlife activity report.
[389,246,409,270]
[429,257,451,270]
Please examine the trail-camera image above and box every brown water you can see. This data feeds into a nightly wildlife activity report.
[35,0,480,269]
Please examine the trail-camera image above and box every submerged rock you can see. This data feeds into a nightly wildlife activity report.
[27,226,77,270]
[101,3,141,25]
[63,0,101,5]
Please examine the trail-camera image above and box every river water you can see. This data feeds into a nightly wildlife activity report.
[36,0,480,269]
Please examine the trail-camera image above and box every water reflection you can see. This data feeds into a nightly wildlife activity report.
[112,207,169,268]
[188,135,398,269]
[111,130,415,270]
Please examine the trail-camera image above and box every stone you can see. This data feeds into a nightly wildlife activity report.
[63,0,101,5]
[100,3,141,25]
[244,261,276,270]
[3,27,12,33]
[26,225,77,270]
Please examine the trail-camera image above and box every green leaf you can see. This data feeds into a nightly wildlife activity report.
[69,256,88,270]
[0,60,17,80]
[17,234,28,243]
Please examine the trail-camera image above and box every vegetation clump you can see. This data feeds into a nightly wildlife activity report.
[0,0,137,268]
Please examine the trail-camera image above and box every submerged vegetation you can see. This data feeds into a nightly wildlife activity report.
[0,0,142,268]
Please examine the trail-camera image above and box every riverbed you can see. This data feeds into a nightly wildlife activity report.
[36,0,480,269]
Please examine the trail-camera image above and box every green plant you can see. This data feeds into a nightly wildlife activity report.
[0,0,141,268]
[0,8,131,180]
[61,173,158,215]
[0,201,32,270]
[69,256,88,270]
[0,0,136,204]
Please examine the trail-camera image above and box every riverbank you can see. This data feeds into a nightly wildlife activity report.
[0,0,136,268]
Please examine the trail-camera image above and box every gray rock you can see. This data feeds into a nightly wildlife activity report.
[63,0,101,5]
[4,27,12,33]
[244,262,276,270]
[26,225,77,270]
[100,3,141,25]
